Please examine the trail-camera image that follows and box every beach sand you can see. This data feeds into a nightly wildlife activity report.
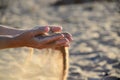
[0,0,120,80]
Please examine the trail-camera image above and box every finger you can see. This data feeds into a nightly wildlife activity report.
[62,32,73,41]
[49,26,62,33]
[55,38,70,48]
[55,38,69,45]
[29,26,50,37]
[38,34,64,44]
[43,38,70,49]
[54,42,70,50]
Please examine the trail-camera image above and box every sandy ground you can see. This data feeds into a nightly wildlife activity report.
[0,0,120,80]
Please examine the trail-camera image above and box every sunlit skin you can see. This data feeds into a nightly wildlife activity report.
[0,25,73,49]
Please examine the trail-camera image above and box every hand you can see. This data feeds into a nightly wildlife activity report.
[12,26,72,49]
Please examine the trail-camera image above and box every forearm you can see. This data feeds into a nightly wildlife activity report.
[0,36,22,49]
[0,25,25,35]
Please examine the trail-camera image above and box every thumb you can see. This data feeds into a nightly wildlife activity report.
[29,27,50,37]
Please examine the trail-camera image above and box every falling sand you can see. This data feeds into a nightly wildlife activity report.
[0,47,69,80]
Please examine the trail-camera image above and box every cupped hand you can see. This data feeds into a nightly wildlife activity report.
[13,26,72,49]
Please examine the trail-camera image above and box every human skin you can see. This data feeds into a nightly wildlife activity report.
[0,25,72,49]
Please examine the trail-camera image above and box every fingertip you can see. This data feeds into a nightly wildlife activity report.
[61,34,64,38]
[45,26,50,32]
[58,26,63,31]
[68,36,73,42]
[62,32,73,41]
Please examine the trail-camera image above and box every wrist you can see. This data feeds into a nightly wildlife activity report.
[9,36,25,48]
[0,36,24,49]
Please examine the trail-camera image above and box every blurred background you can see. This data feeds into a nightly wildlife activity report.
[0,0,120,80]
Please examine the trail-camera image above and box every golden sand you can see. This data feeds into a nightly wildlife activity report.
[0,47,68,80]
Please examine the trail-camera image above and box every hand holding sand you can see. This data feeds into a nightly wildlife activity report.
[0,25,72,49]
